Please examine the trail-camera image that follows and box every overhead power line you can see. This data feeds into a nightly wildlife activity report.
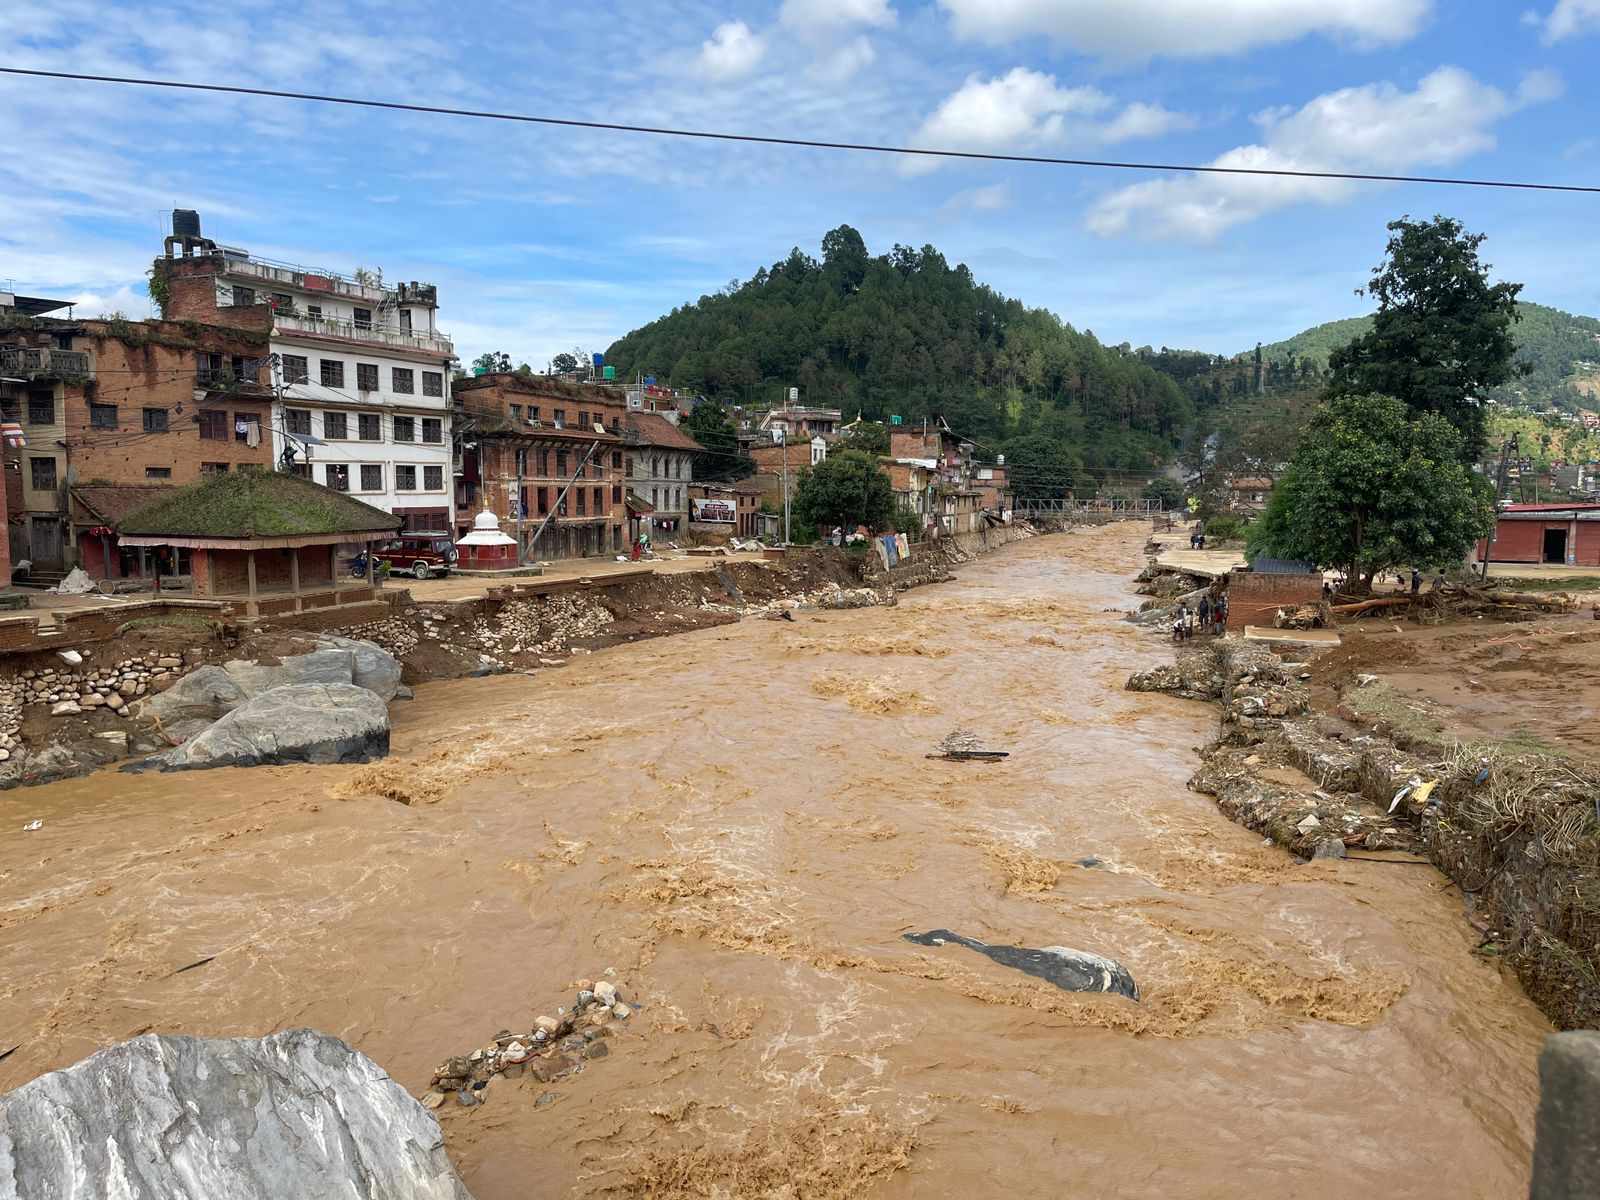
[5,66,1600,195]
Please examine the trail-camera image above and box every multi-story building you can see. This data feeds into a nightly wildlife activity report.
[151,210,455,533]
[453,374,629,560]
[758,405,841,441]
[888,420,984,535]
[625,412,702,540]
[1,292,274,575]
[748,437,828,509]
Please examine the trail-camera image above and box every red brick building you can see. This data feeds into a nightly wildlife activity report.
[1,302,274,576]
[689,479,763,538]
[453,374,629,561]
[1476,502,1600,567]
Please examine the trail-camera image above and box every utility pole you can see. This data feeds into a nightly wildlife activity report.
[1481,434,1518,582]
[781,430,790,545]
[524,440,602,562]
[514,448,524,559]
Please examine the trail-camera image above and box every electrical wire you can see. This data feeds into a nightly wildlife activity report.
[5,66,1600,195]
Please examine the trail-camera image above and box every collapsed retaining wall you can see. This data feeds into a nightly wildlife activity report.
[1131,636,1600,1030]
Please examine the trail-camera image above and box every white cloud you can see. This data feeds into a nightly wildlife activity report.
[812,35,877,82]
[779,0,896,31]
[697,20,767,80]
[938,0,1431,59]
[1528,0,1600,42]
[905,68,1187,174]
[944,182,1013,213]
[1088,67,1558,241]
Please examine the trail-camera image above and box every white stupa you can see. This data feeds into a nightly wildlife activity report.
[455,509,518,565]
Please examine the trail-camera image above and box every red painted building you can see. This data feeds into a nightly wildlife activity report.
[1476,503,1600,567]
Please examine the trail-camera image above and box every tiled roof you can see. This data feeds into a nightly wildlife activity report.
[627,412,703,452]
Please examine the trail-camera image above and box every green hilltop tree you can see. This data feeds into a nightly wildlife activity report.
[794,449,895,534]
[1328,215,1524,462]
[1247,392,1494,590]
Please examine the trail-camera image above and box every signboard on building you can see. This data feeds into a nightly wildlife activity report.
[692,497,737,524]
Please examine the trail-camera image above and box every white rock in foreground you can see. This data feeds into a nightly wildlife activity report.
[0,1028,475,1199]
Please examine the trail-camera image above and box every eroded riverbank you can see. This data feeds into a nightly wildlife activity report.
[0,524,1550,1197]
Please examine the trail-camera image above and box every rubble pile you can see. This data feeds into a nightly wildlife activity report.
[423,975,634,1110]
[469,594,616,658]
[15,654,186,722]
[334,614,421,659]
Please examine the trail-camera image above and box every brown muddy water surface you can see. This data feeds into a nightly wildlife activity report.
[0,525,1549,1198]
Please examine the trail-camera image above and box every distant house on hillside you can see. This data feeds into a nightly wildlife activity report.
[1226,476,1274,515]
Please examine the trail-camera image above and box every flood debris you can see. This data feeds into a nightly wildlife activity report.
[903,929,1138,1000]
[422,974,635,1110]
[927,728,1009,762]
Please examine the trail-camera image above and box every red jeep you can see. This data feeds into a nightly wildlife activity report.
[370,532,458,580]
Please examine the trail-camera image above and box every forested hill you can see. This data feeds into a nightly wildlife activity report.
[1251,302,1600,410]
[603,226,1195,472]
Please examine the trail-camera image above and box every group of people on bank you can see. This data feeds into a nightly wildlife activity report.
[1172,592,1227,641]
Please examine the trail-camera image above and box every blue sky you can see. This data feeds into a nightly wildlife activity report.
[4,0,1600,369]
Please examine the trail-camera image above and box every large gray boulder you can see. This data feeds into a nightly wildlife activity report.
[316,635,404,702]
[223,647,357,698]
[133,683,389,772]
[0,1028,475,1199]
[136,664,247,726]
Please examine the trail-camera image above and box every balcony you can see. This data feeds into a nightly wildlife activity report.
[273,310,453,357]
[195,365,267,390]
[1,346,92,381]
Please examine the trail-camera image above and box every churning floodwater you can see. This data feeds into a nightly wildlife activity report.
[0,524,1549,1198]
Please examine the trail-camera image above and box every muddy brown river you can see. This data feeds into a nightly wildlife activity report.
[0,525,1550,1197]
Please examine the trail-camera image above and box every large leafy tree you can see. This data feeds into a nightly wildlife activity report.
[794,449,895,533]
[551,351,579,374]
[838,421,889,457]
[472,351,513,374]
[1002,431,1079,501]
[683,399,752,481]
[1247,392,1494,589]
[1327,215,1524,462]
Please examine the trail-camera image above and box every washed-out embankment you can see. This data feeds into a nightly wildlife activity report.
[1128,561,1600,1030]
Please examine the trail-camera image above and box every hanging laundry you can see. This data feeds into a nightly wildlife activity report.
[245,421,261,448]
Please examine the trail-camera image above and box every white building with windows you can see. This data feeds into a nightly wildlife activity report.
[154,211,456,532]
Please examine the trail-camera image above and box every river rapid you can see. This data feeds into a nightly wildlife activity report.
[0,524,1549,1198]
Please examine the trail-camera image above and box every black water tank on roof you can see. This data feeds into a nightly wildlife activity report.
[171,209,202,238]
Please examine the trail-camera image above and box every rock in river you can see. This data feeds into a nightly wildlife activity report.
[0,1028,475,1199]
[903,928,1139,1000]
[129,682,389,772]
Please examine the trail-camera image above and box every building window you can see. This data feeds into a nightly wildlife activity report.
[537,487,549,515]
[556,450,568,476]
[577,410,587,428]
[145,466,171,480]
[392,415,414,442]
[142,408,167,433]
[353,306,372,330]
[234,414,260,444]
[593,487,602,513]
[400,310,413,333]
[325,464,349,491]
[510,404,522,421]
[356,362,379,392]
[424,465,443,490]
[282,354,309,384]
[200,462,229,475]
[392,367,414,394]
[29,457,56,490]
[553,408,566,427]
[26,395,53,425]
[272,292,292,310]
[422,371,443,397]
[286,408,311,436]
[612,452,622,469]
[306,304,322,320]
[528,406,540,421]
[199,410,229,440]
[421,417,442,444]
[612,485,622,503]
[360,464,383,491]
[358,413,380,440]
[232,285,255,306]
[651,486,659,507]
[323,412,348,440]
[320,359,344,388]
[576,489,586,515]
[89,403,118,429]
[538,448,550,476]
[395,465,417,491]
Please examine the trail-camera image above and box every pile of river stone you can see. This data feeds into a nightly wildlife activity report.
[17,654,185,720]
[333,614,421,660]
[468,594,615,659]
[423,976,632,1110]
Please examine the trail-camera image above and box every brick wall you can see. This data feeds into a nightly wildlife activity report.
[1226,571,1324,631]
[68,323,274,488]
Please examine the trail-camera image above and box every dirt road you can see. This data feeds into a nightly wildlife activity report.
[0,524,1549,1197]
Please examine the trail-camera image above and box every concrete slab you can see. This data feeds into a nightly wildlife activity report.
[1243,625,1341,646]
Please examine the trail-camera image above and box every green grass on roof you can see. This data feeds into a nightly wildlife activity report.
[117,468,403,538]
